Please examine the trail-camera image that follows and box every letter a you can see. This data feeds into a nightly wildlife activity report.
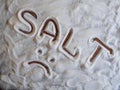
[36,17,60,48]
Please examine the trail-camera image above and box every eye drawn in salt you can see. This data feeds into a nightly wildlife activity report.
[47,56,56,64]
[49,58,55,63]
[14,8,37,37]
[35,47,45,56]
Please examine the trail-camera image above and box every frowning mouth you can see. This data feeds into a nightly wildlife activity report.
[28,60,52,78]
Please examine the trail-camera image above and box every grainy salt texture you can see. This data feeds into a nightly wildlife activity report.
[0,0,120,90]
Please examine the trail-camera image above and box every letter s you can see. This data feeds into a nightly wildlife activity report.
[14,9,37,37]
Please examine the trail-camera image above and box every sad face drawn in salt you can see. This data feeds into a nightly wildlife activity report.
[7,8,83,84]
[4,1,115,88]
[8,7,114,77]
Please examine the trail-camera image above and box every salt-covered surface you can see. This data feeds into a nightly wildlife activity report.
[0,0,120,90]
